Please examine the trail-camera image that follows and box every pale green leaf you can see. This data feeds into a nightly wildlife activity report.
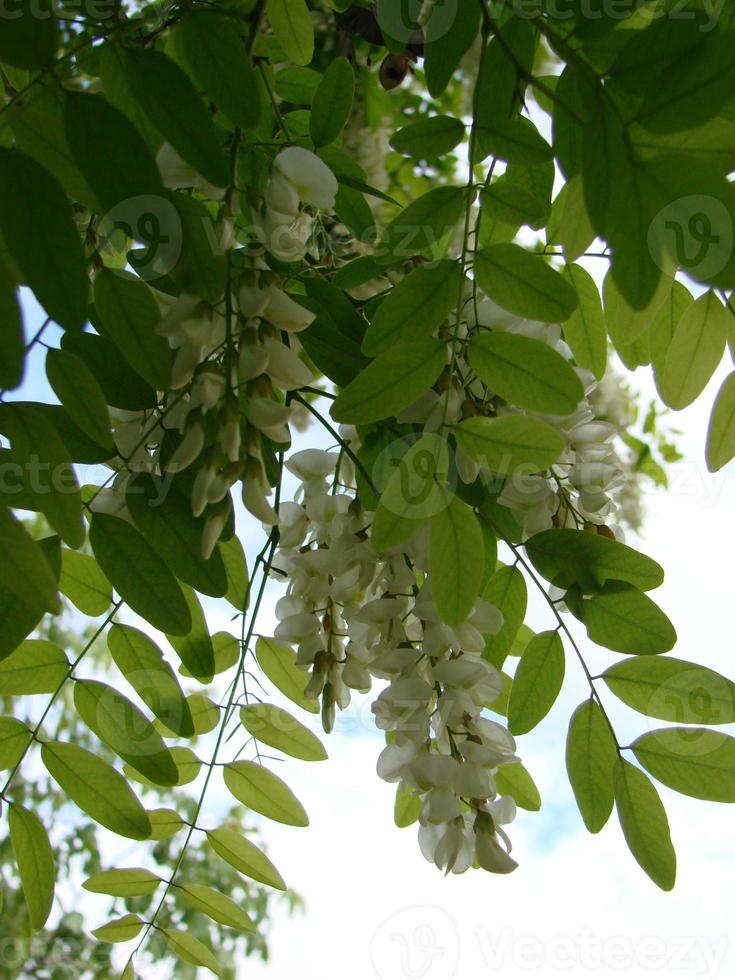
[223,761,309,827]
[240,704,327,762]
[614,759,676,891]
[508,631,565,735]
[566,699,618,834]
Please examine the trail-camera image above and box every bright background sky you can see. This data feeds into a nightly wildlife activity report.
[14,268,735,979]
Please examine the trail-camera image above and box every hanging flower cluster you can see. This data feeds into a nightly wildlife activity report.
[272,448,520,874]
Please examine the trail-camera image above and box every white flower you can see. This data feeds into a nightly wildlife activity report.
[273,147,338,211]
[265,287,316,332]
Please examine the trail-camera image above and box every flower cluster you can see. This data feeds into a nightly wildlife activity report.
[272,448,520,875]
[92,148,341,559]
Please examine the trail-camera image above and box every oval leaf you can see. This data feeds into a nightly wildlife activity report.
[223,761,309,827]
[508,630,565,735]
[240,704,327,762]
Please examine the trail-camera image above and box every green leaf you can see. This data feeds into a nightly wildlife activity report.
[371,433,449,550]
[454,416,566,476]
[424,0,481,97]
[481,161,553,231]
[706,372,735,472]
[176,10,261,129]
[0,403,84,548]
[603,268,672,353]
[224,761,309,827]
[92,914,144,944]
[429,493,484,627]
[268,0,314,66]
[0,506,61,616]
[179,883,256,932]
[331,336,446,425]
[508,631,565,735]
[125,746,201,788]
[185,693,220,736]
[310,57,354,148]
[636,30,735,134]
[59,549,111,617]
[0,268,23,390]
[147,808,184,841]
[163,929,222,977]
[650,281,693,384]
[83,868,161,898]
[114,45,229,188]
[614,759,676,891]
[166,584,215,681]
[94,269,171,391]
[363,261,461,356]
[41,741,151,840]
[474,244,578,323]
[0,640,68,695]
[574,582,676,656]
[61,330,157,412]
[525,528,664,593]
[73,680,179,786]
[89,513,192,636]
[495,762,541,811]
[482,566,527,670]
[469,331,583,415]
[63,92,164,213]
[167,192,227,303]
[390,116,465,160]
[566,699,618,834]
[126,474,227,597]
[603,656,735,724]
[256,637,318,714]
[658,292,729,410]
[632,728,735,803]
[561,264,607,380]
[45,348,113,450]
[379,187,467,262]
[0,535,61,662]
[221,535,250,611]
[0,0,56,69]
[0,149,87,330]
[108,624,194,739]
[9,804,55,931]
[275,66,321,104]
[207,828,287,890]
[240,704,327,762]
[394,784,421,828]
[555,176,595,263]
[0,715,29,770]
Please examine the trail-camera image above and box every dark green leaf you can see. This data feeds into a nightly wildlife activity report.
[89,513,192,636]
[310,57,354,148]
[94,269,171,391]
[424,0,481,97]
[0,149,88,330]
[176,10,261,129]
[126,474,227,597]
[0,0,56,69]
[63,92,164,212]
[0,267,23,390]
[0,506,60,616]
[379,187,467,262]
[45,348,113,449]
[390,116,465,160]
